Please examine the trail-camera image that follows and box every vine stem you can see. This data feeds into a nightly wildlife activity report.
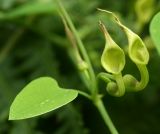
[55,1,119,134]
[55,0,97,96]
[114,73,125,97]
[95,98,119,134]
[76,90,92,100]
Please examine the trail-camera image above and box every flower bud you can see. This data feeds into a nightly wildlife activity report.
[77,61,88,71]
[135,0,154,24]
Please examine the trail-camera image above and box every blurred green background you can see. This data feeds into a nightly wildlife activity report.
[0,0,160,134]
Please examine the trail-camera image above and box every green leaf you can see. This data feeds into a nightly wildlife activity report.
[9,77,78,120]
[150,12,160,55]
[1,1,56,19]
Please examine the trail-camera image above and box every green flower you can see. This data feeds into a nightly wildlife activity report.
[100,21,125,74]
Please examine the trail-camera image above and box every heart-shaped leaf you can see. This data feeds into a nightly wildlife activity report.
[150,12,160,55]
[9,77,78,120]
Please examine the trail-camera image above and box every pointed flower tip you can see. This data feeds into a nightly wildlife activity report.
[99,21,116,46]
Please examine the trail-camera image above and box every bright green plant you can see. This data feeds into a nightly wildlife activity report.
[9,1,150,134]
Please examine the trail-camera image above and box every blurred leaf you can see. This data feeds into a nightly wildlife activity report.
[9,77,78,120]
[150,12,160,55]
[0,0,57,19]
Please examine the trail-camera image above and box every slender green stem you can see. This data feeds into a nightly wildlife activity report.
[55,2,119,134]
[55,0,97,95]
[76,90,91,100]
[97,74,111,84]
[114,72,125,97]
[97,72,115,81]
[95,98,119,134]
[68,49,90,90]
[135,64,149,91]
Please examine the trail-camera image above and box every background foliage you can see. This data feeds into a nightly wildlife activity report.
[0,0,160,134]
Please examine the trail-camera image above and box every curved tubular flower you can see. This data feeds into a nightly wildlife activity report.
[99,21,125,97]
[111,14,150,91]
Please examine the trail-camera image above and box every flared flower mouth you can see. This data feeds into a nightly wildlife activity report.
[101,45,125,74]
[129,37,149,65]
